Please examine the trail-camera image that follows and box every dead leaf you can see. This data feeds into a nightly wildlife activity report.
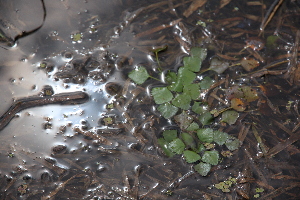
[183,0,207,18]
[231,98,247,111]
[241,58,259,71]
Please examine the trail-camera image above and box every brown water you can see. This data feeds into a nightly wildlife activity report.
[1,0,300,199]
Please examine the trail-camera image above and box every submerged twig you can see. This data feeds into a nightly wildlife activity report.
[266,130,300,158]
[0,91,89,131]
[259,0,284,36]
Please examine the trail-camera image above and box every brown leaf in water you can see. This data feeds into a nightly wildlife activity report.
[183,0,207,18]
[231,98,247,111]
[240,58,259,71]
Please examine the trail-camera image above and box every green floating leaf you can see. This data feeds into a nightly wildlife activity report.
[221,110,239,125]
[169,138,185,154]
[168,78,183,92]
[172,93,191,110]
[196,143,206,153]
[179,67,196,85]
[199,76,214,90]
[183,150,201,163]
[190,47,207,61]
[163,130,178,142]
[213,130,229,145]
[194,162,211,176]
[197,128,214,143]
[186,122,199,131]
[255,188,264,193]
[174,111,193,130]
[151,87,173,104]
[225,137,240,151]
[183,56,202,72]
[158,103,178,119]
[202,150,219,165]
[169,67,196,92]
[209,57,229,74]
[181,132,196,149]
[128,66,150,84]
[165,71,177,85]
[183,83,201,100]
[192,102,208,114]
[157,138,175,157]
[199,112,214,125]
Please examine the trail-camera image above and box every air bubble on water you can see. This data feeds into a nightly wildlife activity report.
[9,78,16,83]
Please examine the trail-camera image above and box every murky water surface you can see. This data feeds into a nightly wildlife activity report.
[1,0,300,199]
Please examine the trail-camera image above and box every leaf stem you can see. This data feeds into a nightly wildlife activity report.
[149,75,161,82]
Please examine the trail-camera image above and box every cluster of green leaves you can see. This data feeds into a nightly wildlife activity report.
[153,47,212,119]
[215,176,237,192]
[254,187,265,198]
[128,47,241,176]
[158,126,239,176]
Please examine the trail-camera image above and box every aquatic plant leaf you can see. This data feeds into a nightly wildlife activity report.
[178,67,196,85]
[221,110,239,125]
[190,47,207,61]
[72,33,83,42]
[151,87,173,104]
[174,111,193,129]
[172,93,191,110]
[194,162,211,176]
[266,35,279,50]
[241,58,259,72]
[165,71,177,84]
[231,98,246,112]
[168,79,184,92]
[241,86,258,102]
[163,130,178,143]
[183,83,201,100]
[196,143,206,153]
[199,112,214,125]
[128,66,150,85]
[157,138,175,157]
[183,150,201,163]
[151,45,168,54]
[197,128,214,143]
[209,57,229,74]
[183,56,202,72]
[186,122,199,131]
[181,132,196,149]
[192,102,208,114]
[157,103,178,119]
[213,130,229,145]
[199,76,214,90]
[169,138,185,154]
[202,150,219,165]
[168,67,196,92]
[255,188,264,193]
[225,137,240,151]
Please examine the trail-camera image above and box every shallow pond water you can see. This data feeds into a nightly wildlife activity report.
[1,0,300,199]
